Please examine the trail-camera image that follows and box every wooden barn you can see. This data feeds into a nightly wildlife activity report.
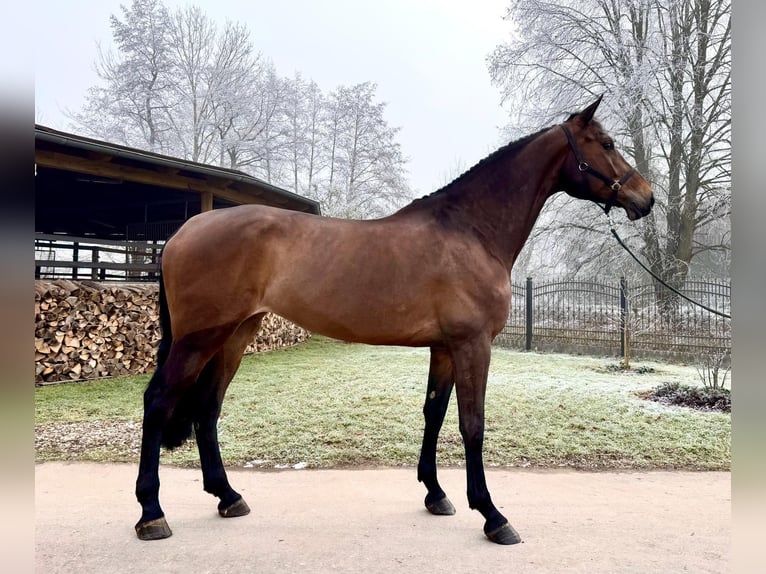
[34,125,318,382]
[34,124,320,280]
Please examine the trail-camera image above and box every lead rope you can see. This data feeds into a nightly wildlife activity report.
[604,212,731,319]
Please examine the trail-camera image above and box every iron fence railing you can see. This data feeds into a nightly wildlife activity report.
[496,276,731,362]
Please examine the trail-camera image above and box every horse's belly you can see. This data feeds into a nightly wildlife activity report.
[268,294,440,347]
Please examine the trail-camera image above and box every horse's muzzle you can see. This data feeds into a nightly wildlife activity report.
[624,192,654,221]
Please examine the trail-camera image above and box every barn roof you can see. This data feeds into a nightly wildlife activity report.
[35,124,320,241]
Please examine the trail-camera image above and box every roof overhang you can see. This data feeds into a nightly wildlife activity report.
[35,124,320,241]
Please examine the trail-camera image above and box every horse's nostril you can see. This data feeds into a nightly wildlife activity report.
[650,195,655,207]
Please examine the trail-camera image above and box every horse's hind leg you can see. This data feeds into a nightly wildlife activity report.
[417,346,456,515]
[194,313,266,518]
[135,325,236,540]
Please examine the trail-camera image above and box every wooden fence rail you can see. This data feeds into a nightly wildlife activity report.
[35,234,161,281]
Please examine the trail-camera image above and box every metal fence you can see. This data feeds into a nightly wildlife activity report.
[496,276,731,362]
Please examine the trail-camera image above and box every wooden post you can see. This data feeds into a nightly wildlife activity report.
[201,191,214,212]
[525,276,533,351]
[72,242,79,280]
[620,276,628,367]
[92,247,99,280]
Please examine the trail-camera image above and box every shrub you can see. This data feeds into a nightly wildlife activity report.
[642,382,730,412]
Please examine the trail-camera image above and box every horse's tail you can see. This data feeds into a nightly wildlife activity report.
[152,267,199,450]
[142,256,195,450]
[155,269,172,368]
[161,392,199,450]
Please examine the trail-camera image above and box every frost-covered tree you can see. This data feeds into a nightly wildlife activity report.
[70,0,412,220]
[277,73,325,196]
[488,0,731,295]
[72,0,267,167]
[261,80,412,219]
[71,0,174,152]
[216,59,283,171]
[164,5,268,165]
[320,82,411,219]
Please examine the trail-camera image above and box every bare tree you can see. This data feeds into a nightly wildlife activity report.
[74,0,273,171]
[322,82,411,219]
[209,22,272,170]
[322,86,350,213]
[226,64,284,173]
[300,79,326,196]
[72,0,413,220]
[278,73,314,194]
[274,81,412,218]
[643,0,731,292]
[488,0,731,301]
[71,0,173,151]
[165,6,268,166]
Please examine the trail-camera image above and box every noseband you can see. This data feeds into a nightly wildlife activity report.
[561,125,636,215]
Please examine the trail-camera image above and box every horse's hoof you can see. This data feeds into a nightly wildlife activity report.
[135,516,172,540]
[219,497,251,518]
[484,521,522,545]
[425,494,456,516]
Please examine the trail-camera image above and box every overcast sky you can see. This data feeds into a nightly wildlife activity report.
[34,0,515,196]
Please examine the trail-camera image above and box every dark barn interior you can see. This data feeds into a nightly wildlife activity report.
[34,125,320,280]
[35,124,320,242]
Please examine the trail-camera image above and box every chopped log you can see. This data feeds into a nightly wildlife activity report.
[35,280,310,384]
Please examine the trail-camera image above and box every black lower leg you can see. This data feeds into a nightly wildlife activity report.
[418,397,454,511]
[452,337,521,545]
[135,322,243,539]
[195,415,249,516]
[135,373,173,539]
[135,429,165,524]
[193,343,256,519]
[464,437,521,545]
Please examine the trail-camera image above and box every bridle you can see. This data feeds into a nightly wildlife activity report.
[561,125,636,215]
[561,125,730,319]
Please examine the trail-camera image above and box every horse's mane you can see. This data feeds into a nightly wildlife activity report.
[399,124,554,211]
[397,113,605,214]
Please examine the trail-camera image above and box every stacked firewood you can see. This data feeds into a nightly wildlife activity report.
[244,313,312,353]
[35,280,310,385]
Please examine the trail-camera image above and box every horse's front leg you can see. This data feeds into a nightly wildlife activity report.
[417,346,456,515]
[451,336,522,545]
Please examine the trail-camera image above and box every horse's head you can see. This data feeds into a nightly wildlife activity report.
[559,96,654,221]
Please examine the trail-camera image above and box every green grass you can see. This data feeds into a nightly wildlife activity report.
[35,337,730,470]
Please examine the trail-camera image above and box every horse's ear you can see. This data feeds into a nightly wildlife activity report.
[576,94,604,125]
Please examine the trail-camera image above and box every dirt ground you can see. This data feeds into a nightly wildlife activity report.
[35,462,730,573]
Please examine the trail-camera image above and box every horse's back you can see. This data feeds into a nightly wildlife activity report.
[161,204,510,345]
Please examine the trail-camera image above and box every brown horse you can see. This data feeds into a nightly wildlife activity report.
[134,96,653,544]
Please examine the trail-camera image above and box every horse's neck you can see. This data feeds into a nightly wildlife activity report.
[439,127,565,270]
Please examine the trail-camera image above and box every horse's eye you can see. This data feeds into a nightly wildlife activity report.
[603,142,614,150]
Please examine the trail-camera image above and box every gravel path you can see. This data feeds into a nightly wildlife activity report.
[35,421,142,458]
[36,461,730,573]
